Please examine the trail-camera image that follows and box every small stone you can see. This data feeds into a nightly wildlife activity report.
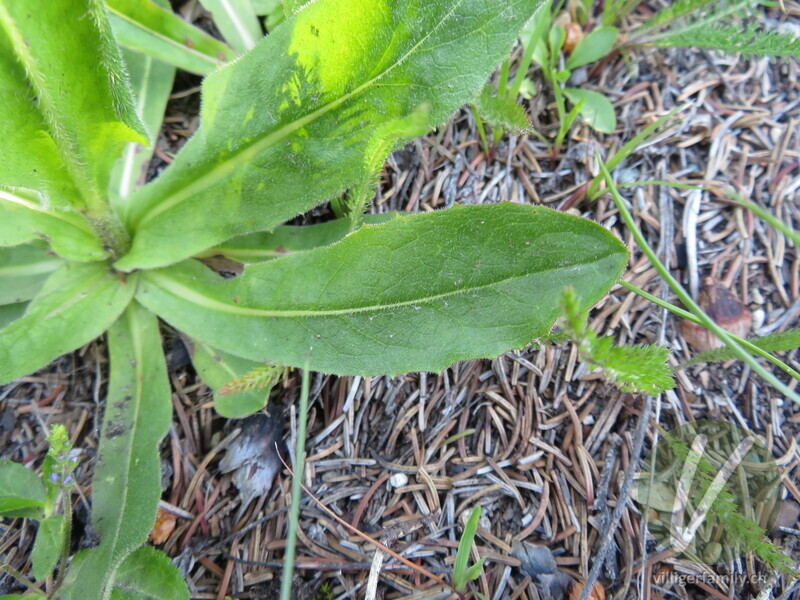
[752,308,765,331]
[389,473,408,488]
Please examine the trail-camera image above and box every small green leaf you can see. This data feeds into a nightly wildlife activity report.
[31,514,65,581]
[453,506,482,592]
[548,25,566,58]
[252,0,286,30]
[199,213,396,263]
[106,0,235,76]
[57,303,172,600]
[136,204,628,376]
[110,546,189,600]
[0,460,45,519]
[563,88,616,133]
[565,25,618,70]
[474,86,530,134]
[110,47,176,216]
[0,263,137,385]
[0,187,107,262]
[464,558,486,582]
[189,340,270,418]
[0,243,62,305]
[116,0,539,270]
[199,0,262,53]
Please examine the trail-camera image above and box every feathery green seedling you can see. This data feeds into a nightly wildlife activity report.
[641,422,796,575]
[560,288,674,394]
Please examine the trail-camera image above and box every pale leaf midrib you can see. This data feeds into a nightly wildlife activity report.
[145,254,610,318]
[0,258,62,279]
[133,0,465,229]
[216,0,257,49]
[0,188,98,236]
[40,270,110,322]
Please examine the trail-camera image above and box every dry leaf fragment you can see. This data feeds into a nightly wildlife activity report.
[149,506,177,545]
[219,411,283,507]
[569,581,605,600]
[680,277,752,351]
[563,22,584,54]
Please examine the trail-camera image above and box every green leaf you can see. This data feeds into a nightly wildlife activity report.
[116,0,539,271]
[57,303,172,600]
[252,0,286,30]
[548,25,566,59]
[0,187,108,262]
[188,340,270,417]
[110,546,189,600]
[106,0,235,76]
[683,328,800,367]
[0,302,26,330]
[0,262,137,385]
[199,0,262,54]
[474,85,531,134]
[198,213,396,263]
[464,558,486,582]
[110,48,176,216]
[0,595,43,599]
[0,243,62,305]
[453,506,482,592]
[563,88,616,133]
[565,25,618,70]
[136,204,628,376]
[31,514,64,581]
[0,0,147,217]
[0,460,45,519]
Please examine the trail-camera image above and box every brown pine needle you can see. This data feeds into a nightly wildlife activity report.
[275,444,450,589]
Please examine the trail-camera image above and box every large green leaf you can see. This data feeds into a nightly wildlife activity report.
[0,460,45,519]
[0,303,26,330]
[0,243,62,305]
[106,0,235,76]
[57,303,172,600]
[0,0,146,217]
[115,0,540,270]
[0,187,108,262]
[198,213,396,263]
[0,262,137,385]
[110,546,189,600]
[137,204,628,376]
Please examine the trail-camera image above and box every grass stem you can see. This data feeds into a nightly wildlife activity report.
[279,359,311,600]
